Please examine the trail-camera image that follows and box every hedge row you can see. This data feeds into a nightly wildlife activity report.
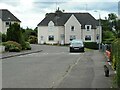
[2,41,31,52]
[84,42,99,50]
[111,38,120,87]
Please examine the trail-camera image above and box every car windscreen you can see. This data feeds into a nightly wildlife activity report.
[71,42,82,46]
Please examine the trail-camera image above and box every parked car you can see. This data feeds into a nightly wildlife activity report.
[69,39,84,52]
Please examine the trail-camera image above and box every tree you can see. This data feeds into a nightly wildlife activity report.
[7,23,26,49]
[7,23,21,43]
[108,13,117,21]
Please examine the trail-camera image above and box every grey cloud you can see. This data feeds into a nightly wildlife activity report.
[58,2,118,13]
[0,0,20,6]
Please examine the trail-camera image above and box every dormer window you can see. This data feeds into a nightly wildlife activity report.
[85,25,91,31]
[71,26,74,31]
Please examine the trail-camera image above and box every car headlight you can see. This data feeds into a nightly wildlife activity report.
[70,45,73,47]
[81,45,84,47]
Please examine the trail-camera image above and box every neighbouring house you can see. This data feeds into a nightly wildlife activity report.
[0,9,21,33]
[37,8,102,44]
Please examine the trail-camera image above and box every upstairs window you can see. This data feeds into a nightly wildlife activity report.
[6,22,11,27]
[85,25,91,31]
[71,26,74,31]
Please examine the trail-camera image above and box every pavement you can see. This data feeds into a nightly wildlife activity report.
[0,44,43,59]
[1,45,115,88]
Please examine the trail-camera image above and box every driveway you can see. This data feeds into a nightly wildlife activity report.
[2,45,114,88]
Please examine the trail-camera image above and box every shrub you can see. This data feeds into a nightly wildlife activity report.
[3,41,22,52]
[84,42,98,50]
[2,33,7,42]
[28,36,37,44]
[0,32,7,43]
[25,42,31,50]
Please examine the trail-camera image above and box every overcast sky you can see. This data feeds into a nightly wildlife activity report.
[0,0,119,29]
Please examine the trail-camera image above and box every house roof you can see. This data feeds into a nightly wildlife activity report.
[0,9,21,22]
[37,10,99,29]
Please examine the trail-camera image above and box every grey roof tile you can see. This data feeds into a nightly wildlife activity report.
[0,9,21,22]
[37,11,99,29]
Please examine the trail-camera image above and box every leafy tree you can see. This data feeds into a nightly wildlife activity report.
[101,13,120,43]
[22,27,37,41]
[7,23,21,43]
[108,13,117,21]
[7,23,26,49]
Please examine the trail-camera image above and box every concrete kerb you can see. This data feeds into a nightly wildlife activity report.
[1,50,43,59]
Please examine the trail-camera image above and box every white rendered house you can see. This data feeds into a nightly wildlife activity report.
[0,9,21,33]
[37,9,102,44]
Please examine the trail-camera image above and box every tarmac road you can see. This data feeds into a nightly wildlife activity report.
[2,45,113,88]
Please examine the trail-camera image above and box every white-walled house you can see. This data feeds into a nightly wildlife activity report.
[0,9,21,33]
[37,9,102,44]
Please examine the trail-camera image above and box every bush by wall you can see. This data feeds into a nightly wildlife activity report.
[84,42,99,50]
[3,41,22,52]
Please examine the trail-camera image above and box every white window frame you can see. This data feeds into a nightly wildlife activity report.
[85,25,91,31]
[71,26,75,31]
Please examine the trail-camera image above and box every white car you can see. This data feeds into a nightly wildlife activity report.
[69,39,84,52]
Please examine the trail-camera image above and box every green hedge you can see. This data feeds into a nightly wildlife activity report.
[111,38,120,87]
[3,41,22,52]
[2,41,31,52]
[84,42,99,50]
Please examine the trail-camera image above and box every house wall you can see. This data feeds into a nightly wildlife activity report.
[38,26,102,44]
[38,26,64,44]
[47,26,59,44]
[2,21,9,33]
[83,29,96,42]
[65,14,81,44]
[38,26,48,44]
[58,26,65,44]
[0,21,20,33]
